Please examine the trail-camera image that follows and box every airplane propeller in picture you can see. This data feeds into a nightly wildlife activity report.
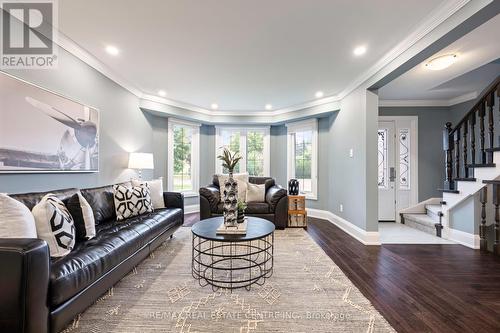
[25,96,98,170]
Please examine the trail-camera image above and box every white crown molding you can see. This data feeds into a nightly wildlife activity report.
[379,91,478,107]
[337,0,473,100]
[54,0,480,118]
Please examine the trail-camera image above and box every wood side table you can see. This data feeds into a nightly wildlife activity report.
[288,195,307,229]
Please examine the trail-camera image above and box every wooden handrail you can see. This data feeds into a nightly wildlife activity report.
[450,75,500,135]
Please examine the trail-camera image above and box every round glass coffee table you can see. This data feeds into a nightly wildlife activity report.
[191,216,275,291]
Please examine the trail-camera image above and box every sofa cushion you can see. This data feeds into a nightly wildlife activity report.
[32,194,76,258]
[113,184,153,221]
[80,182,131,225]
[10,188,80,211]
[48,208,182,307]
[245,202,270,214]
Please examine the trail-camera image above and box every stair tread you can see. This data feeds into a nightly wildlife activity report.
[438,188,460,194]
[403,214,438,227]
[483,180,500,184]
[425,204,442,212]
[467,163,496,168]
[453,178,477,182]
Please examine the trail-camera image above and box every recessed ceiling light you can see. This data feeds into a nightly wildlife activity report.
[105,45,120,56]
[265,104,273,110]
[315,91,324,98]
[158,90,166,97]
[425,54,457,71]
[211,103,219,110]
[353,45,367,56]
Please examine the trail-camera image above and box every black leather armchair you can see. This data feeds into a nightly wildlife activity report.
[199,176,288,229]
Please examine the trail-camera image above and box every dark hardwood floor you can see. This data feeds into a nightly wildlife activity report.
[184,213,500,332]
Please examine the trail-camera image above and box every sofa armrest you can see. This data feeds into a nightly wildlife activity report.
[0,238,50,333]
[266,185,287,211]
[199,185,220,212]
[163,192,185,211]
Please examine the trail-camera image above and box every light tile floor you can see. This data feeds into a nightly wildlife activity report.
[379,222,456,244]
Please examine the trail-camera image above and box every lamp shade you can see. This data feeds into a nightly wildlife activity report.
[128,153,154,169]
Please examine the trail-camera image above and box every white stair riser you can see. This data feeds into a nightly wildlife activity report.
[443,151,500,213]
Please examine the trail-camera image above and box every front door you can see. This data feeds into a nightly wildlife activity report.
[378,121,396,221]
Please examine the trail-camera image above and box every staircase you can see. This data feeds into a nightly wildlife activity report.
[400,76,500,252]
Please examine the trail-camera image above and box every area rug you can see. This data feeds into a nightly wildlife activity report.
[62,227,395,333]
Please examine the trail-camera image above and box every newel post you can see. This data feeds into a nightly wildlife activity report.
[443,122,454,190]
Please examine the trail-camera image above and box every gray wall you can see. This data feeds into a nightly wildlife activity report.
[0,47,157,193]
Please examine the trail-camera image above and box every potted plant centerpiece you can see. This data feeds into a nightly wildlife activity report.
[237,199,247,223]
[217,148,242,227]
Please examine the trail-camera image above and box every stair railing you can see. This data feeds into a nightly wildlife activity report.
[442,76,500,191]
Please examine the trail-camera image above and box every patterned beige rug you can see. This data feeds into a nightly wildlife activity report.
[62,227,394,333]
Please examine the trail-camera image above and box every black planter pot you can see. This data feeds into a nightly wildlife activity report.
[237,210,245,223]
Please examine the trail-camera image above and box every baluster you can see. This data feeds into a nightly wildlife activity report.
[443,122,454,190]
[487,93,494,163]
[480,186,487,252]
[494,184,500,256]
[463,120,469,178]
[470,113,476,176]
[454,128,460,179]
[479,104,486,164]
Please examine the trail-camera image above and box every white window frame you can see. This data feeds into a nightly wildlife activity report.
[167,118,201,197]
[286,118,318,200]
[215,126,270,176]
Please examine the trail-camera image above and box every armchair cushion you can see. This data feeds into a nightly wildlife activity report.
[266,185,287,211]
[199,185,220,212]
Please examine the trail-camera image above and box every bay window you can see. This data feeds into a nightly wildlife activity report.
[215,127,270,176]
[167,118,200,196]
[287,119,318,199]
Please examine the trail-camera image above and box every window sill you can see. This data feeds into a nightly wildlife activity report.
[182,191,199,198]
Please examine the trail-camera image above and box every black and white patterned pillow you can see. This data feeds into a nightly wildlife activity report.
[32,194,75,257]
[113,184,153,221]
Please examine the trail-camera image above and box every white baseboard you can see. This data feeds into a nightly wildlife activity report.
[307,208,381,245]
[446,228,480,249]
[184,204,200,214]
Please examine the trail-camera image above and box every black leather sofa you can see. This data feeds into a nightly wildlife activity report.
[199,176,288,229]
[0,181,184,333]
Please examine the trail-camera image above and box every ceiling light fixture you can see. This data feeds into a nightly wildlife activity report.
[425,54,457,71]
[315,91,324,98]
[265,104,273,110]
[105,45,120,56]
[158,90,167,97]
[211,103,219,110]
[353,45,367,56]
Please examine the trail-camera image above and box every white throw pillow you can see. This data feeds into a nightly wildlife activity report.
[0,193,37,238]
[113,184,153,221]
[218,173,249,202]
[246,183,266,203]
[32,194,75,257]
[132,178,165,209]
[66,192,96,241]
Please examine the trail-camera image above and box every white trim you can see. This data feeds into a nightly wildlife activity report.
[307,208,381,245]
[287,119,318,200]
[167,118,200,194]
[214,126,271,176]
[447,227,480,249]
[184,204,200,214]
[379,91,479,107]
[52,0,477,118]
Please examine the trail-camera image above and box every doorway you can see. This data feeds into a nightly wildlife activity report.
[378,116,418,222]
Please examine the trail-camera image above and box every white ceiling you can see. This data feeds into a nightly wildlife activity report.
[58,0,450,111]
[379,14,500,102]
